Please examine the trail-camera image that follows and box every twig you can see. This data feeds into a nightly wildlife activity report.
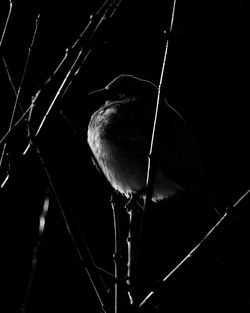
[0,13,40,186]
[126,209,134,305]
[0,0,13,48]
[1,2,123,311]
[1,1,123,156]
[142,0,177,229]
[20,189,50,313]
[25,0,123,154]
[21,89,111,313]
[124,193,144,308]
[6,13,39,129]
[0,0,14,185]
[1,11,111,312]
[111,196,120,313]
[19,109,111,312]
[32,144,110,313]
[0,103,36,147]
[2,56,17,95]
[139,186,250,309]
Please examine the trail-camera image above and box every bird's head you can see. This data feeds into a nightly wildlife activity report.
[88,74,158,107]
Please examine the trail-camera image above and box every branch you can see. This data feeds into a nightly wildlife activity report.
[20,189,50,313]
[142,0,177,231]
[139,186,250,309]
[0,0,13,48]
[0,13,40,187]
[25,0,123,155]
[30,144,111,313]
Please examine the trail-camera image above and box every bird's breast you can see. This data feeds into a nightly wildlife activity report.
[87,108,184,200]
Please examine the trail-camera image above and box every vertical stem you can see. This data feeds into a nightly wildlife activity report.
[124,194,144,308]
[111,195,124,313]
[111,199,119,313]
[126,209,134,305]
[143,0,177,214]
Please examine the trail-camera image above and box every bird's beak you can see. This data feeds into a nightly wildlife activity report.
[88,87,109,106]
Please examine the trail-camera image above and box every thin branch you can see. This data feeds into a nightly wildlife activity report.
[111,197,120,313]
[0,2,123,312]
[34,48,83,137]
[139,186,250,309]
[2,56,17,95]
[20,189,50,313]
[0,13,40,185]
[33,144,110,313]
[126,209,134,305]
[142,0,177,223]
[25,0,123,154]
[0,102,36,147]
[0,0,13,48]
[0,79,41,151]
[12,13,40,125]
[0,0,14,186]
[1,13,110,307]
[1,1,123,157]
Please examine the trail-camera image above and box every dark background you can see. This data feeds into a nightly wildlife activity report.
[0,0,250,312]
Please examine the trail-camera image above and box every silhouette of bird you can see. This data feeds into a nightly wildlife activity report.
[87,74,204,202]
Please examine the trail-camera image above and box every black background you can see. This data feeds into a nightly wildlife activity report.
[1,0,250,312]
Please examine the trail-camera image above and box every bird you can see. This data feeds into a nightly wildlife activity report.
[87,74,204,202]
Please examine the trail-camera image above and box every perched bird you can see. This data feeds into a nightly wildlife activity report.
[87,74,204,202]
